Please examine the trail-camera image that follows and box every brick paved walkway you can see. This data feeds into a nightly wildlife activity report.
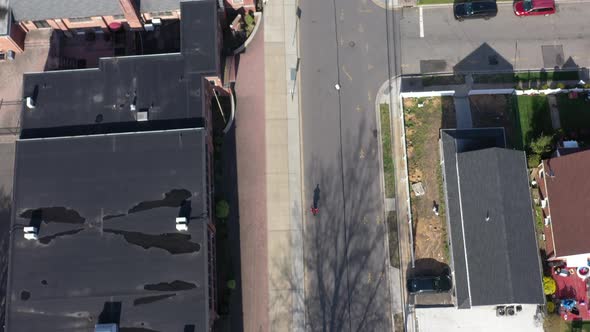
[234,23,270,332]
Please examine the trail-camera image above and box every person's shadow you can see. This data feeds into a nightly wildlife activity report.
[313,184,320,209]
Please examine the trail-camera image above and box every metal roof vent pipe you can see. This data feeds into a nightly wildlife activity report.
[26,96,35,109]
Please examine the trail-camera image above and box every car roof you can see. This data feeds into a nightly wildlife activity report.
[532,0,554,7]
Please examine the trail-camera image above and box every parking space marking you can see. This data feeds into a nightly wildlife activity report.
[419,7,424,38]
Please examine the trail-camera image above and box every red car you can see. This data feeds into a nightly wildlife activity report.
[514,0,555,16]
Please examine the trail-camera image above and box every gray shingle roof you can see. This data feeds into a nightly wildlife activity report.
[10,0,123,21]
[141,0,181,13]
[10,0,183,22]
[441,129,544,308]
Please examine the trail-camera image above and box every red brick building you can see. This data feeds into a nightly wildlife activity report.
[0,0,256,54]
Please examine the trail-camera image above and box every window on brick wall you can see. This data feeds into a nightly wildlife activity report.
[68,16,93,23]
[33,20,51,28]
[112,14,125,20]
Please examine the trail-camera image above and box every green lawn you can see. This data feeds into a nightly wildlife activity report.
[512,95,554,150]
[556,94,590,144]
[473,70,579,85]
[568,320,590,332]
[380,104,395,198]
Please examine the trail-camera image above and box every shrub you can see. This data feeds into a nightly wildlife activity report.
[227,279,236,290]
[547,301,556,313]
[216,200,230,219]
[530,134,554,157]
[527,154,541,169]
[556,82,566,89]
[543,276,557,295]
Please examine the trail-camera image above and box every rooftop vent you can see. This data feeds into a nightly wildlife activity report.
[176,217,188,231]
[95,323,118,332]
[505,305,516,316]
[26,96,35,109]
[136,109,148,122]
[23,226,38,240]
[496,306,505,316]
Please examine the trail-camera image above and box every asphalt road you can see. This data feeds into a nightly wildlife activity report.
[299,1,590,331]
[299,0,397,330]
[399,2,590,74]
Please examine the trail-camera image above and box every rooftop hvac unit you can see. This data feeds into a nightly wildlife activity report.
[23,226,38,240]
[541,198,547,208]
[176,217,188,231]
[496,306,506,316]
[151,18,162,25]
[136,110,148,122]
[144,23,154,31]
[506,306,516,316]
[544,216,551,226]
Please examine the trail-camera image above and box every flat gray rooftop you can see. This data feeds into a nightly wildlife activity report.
[6,129,210,331]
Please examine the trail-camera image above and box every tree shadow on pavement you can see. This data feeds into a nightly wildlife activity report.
[270,116,392,331]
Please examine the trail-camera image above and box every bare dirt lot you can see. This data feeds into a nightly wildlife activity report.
[469,94,518,148]
[403,97,455,274]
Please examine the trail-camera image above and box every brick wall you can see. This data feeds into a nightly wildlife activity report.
[224,0,257,10]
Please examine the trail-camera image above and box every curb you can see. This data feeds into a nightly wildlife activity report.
[233,12,263,55]
[375,78,408,331]
[222,85,236,134]
[374,79,395,330]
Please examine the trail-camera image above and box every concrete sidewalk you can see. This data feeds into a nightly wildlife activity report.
[263,0,305,331]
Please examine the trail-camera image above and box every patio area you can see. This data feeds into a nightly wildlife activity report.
[552,266,590,321]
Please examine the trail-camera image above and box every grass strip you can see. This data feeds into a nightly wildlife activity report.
[380,103,395,198]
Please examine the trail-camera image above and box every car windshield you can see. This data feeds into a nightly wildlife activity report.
[523,0,533,11]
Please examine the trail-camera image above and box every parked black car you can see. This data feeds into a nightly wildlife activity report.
[407,274,452,294]
[454,1,498,21]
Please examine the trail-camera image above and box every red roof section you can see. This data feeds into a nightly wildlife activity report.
[543,150,590,257]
